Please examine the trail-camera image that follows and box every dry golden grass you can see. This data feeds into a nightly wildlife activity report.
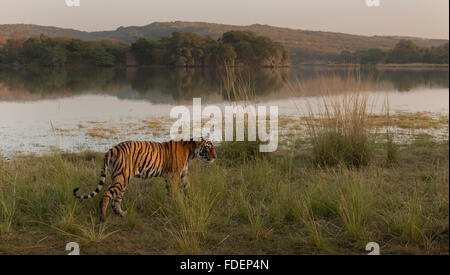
[369,112,448,130]
[86,127,119,139]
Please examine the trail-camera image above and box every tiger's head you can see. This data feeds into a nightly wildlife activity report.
[195,136,217,163]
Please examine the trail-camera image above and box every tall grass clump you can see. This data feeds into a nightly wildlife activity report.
[53,202,78,234]
[165,191,217,254]
[383,99,399,164]
[336,170,373,240]
[402,192,425,245]
[218,139,267,166]
[292,194,324,249]
[218,66,269,165]
[164,163,221,253]
[77,214,119,242]
[385,134,398,164]
[0,156,16,234]
[216,112,270,166]
[0,181,17,234]
[220,66,256,102]
[295,72,375,167]
[243,198,267,240]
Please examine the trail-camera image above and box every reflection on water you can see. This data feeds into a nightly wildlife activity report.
[0,66,448,103]
[290,68,449,93]
[0,66,448,156]
[0,67,291,103]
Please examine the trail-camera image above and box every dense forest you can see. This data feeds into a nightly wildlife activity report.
[0,31,290,67]
[336,40,449,65]
[2,22,448,64]
[0,33,128,66]
[0,29,447,66]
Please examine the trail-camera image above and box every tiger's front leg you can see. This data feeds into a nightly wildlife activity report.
[164,173,181,202]
[180,170,190,197]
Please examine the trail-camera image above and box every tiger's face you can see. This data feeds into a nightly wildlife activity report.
[196,138,217,163]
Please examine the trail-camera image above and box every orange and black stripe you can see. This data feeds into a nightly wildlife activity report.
[73,139,216,222]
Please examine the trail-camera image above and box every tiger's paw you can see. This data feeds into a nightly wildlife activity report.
[98,213,106,223]
[113,210,127,217]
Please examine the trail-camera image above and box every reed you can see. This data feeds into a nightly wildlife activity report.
[291,71,376,167]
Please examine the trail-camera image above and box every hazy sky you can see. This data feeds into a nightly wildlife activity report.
[1,0,448,39]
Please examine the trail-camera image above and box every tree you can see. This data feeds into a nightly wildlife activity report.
[131,38,160,65]
[338,50,352,64]
[101,39,129,65]
[216,43,237,66]
[40,44,66,66]
[353,48,386,64]
[160,32,206,66]
[424,43,449,64]
[20,35,67,66]
[390,40,421,64]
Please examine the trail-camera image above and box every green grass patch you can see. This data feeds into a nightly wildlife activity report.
[0,137,448,254]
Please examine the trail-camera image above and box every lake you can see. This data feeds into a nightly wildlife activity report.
[0,66,448,156]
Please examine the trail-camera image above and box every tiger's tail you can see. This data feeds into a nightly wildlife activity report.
[73,151,111,200]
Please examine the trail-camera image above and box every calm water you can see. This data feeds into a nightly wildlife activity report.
[0,66,448,156]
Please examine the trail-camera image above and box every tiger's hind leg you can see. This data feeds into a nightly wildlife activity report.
[99,174,127,222]
[111,188,127,217]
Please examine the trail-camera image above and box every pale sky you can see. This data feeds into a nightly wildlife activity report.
[0,0,448,39]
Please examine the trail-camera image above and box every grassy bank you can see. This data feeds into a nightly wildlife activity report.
[0,135,448,254]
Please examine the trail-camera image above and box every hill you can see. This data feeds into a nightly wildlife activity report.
[0,24,96,40]
[0,22,448,64]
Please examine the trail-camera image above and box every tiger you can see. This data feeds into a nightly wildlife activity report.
[73,137,217,222]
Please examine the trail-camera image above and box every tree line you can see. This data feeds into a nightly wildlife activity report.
[0,34,128,66]
[336,40,449,65]
[0,31,290,67]
[132,31,290,67]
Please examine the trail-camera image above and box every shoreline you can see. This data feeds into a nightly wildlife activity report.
[1,111,448,159]
[3,63,448,70]
[323,63,449,69]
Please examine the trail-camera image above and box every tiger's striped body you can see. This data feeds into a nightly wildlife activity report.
[73,138,216,222]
